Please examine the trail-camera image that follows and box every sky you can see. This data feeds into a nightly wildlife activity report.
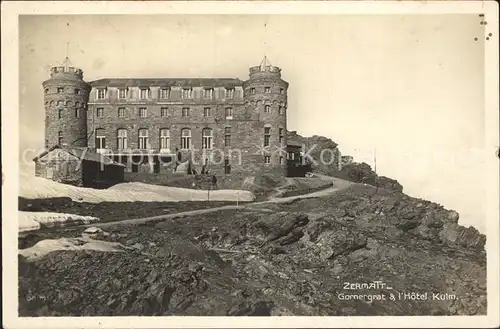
[18,14,487,231]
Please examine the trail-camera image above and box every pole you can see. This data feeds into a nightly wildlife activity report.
[207,178,210,202]
[374,148,377,174]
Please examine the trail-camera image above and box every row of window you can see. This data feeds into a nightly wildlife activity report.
[56,126,284,150]
[94,86,285,100]
[96,87,236,100]
[93,128,219,150]
[56,129,286,165]
[45,85,286,99]
[45,100,85,108]
[93,105,283,119]
[55,103,286,120]
[95,107,235,119]
[45,87,82,95]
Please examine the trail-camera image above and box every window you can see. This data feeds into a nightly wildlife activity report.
[138,129,149,149]
[75,88,80,95]
[264,105,271,113]
[202,128,213,150]
[57,100,64,107]
[279,106,284,115]
[279,156,285,165]
[58,109,63,119]
[97,108,104,118]
[264,87,271,93]
[140,88,149,99]
[224,127,231,147]
[161,107,169,117]
[44,88,49,94]
[160,88,170,99]
[75,101,80,108]
[280,88,284,94]
[75,108,80,118]
[181,128,191,149]
[182,107,190,117]
[250,88,256,95]
[182,88,192,99]
[118,88,127,99]
[139,107,147,118]
[203,107,211,117]
[264,156,271,164]
[97,89,105,99]
[159,129,170,151]
[264,126,271,147]
[279,128,284,144]
[117,129,128,150]
[225,88,234,99]
[203,88,213,99]
[118,107,125,118]
[95,129,106,150]
[57,87,64,93]
[58,131,63,145]
[225,107,233,120]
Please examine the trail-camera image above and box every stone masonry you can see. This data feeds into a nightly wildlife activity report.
[41,57,290,177]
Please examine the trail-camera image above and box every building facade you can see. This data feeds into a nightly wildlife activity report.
[42,57,290,177]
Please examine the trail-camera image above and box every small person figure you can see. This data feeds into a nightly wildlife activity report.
[211,175,218,189]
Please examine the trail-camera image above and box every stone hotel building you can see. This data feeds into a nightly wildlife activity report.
[40,57,299,178]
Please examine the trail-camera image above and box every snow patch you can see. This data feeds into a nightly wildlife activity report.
[19,211,100,232]
[19,175,255,203]
[19,237,126,262]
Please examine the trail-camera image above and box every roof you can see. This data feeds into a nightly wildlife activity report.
[287,139,304,147]
[89,78,244,88]
[33,145,126,167]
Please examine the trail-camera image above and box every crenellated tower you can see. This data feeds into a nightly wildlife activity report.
[243,57,289,174]
[42,57,91,148]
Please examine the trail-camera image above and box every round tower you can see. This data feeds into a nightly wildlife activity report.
[243,57,289,174]
[42,58,91,148]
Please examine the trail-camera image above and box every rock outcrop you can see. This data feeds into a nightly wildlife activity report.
[18,184,486,316]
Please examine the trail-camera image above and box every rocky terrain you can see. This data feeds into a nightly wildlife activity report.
[18,183,486,316]
[286,131,402,192]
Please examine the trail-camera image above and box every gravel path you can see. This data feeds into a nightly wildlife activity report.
[82,178,353,229]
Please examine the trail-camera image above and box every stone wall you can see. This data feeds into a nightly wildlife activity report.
[34,159,83,186]
[42,67,91,148]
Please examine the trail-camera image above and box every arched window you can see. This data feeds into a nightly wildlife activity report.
[202,128,213,150]
[58,108,63,119]
[57,100,64,106]
[117,129,128,150]
[95,129,106,150]
[181,128,191,150]
[159,128,170,151]
[57,131,63,145]
[138,129,149,149]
